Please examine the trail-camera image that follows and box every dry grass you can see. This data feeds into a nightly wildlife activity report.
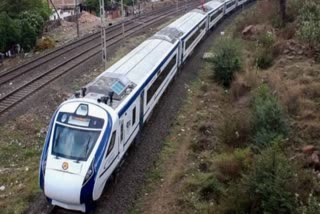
[217,110,252,148]
[230,69,260,100]
[235,0,279,34]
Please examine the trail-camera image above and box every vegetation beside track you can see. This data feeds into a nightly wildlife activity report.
[134,0,320,213]
[0,0,51,52]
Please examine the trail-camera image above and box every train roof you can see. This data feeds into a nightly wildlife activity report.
[83,38,177,109]
[219,0,234,3]
[166,10,207,38]
[204,0,224,12]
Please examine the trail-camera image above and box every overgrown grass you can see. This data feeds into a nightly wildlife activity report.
[0,115,44,213]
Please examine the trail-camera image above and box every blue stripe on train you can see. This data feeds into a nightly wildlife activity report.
[118,43,179,117]
[39,109,58,191]
[80,112,112,204]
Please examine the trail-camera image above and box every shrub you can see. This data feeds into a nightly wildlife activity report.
[185,173,224,203]
[297,1,320,49]
[20,19,37,52]
[210,37,243,87]
[218,112,251,148]
[213,148,253,183]
[255,32,276,69]
[298,193,320,214]
[256,49,274,69]
[243,145,298,213]
[252,85,288,145]
[231,69,259,100]
[20,11,44,35]
[35,36,56,51]
[0,12,21,52]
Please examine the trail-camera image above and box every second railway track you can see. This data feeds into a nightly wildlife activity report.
[0,0,201,116]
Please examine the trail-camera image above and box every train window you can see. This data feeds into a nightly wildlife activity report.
[185,22,206,51]
[120,122,124,141]
[52,124,100,161]
[147,55,177,103]
[210,9,222,22]
[106,131,116,157]
[132,107,136,125]
[227,1,235,8]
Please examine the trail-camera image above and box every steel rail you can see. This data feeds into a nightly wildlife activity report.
[0,1,200,115]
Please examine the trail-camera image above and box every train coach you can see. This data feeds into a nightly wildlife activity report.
[39,0,251,212]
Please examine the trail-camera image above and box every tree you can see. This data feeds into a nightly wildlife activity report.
[0,0,50,52]
[279,0,287,26]
[0,0,51,19]
[0,12,21,52]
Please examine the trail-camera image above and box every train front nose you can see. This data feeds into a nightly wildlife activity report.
[44,169,84,204]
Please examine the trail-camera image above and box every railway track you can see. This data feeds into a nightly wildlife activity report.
[0,1,200,116]
[0,0,191,85]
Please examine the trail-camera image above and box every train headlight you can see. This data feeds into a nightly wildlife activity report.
[83,161,94,185]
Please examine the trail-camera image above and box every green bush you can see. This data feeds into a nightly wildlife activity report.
[216,145,297,214]
[210,37,243,87]
[0,12,21,52]
[298,193,320,214]
[218,112,251,148]
[20,19,37,52]
[256,49,274,69]
[298,1,320,49]
[20,11,44,35]
[243,145,298,213]
[0,0,50,52]
[213,148,253,183]
[255,32,276,70]
[185,173,224,203]
[252,85,288,145]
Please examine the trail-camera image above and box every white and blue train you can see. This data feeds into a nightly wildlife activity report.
[39,0,250,212]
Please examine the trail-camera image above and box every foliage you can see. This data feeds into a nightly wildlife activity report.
[218,112,251,147]
[35,36,56,51]
[85,0,134,13]
[244,145,297,213]
[213,148,253,183]
[20,19,37,52]
[0,12,21,52]
[20,11,44,35]
[256,49,274,69]
[0,0,51,19]
[0,0,50,52]
[297,0,320,49]
[210,37,243,87]
[252,85,288,145]
[185,173,224,203]
[255,32,276,69]
[298,193,320,214]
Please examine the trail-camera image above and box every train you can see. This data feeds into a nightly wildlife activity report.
[39,0,251,212]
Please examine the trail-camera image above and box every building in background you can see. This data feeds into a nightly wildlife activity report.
[49,0,84,20]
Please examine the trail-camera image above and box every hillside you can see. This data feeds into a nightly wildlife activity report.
[132,0,320,213]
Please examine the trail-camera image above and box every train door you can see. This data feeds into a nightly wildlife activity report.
[96,129,119,195]
[119,119,124,154]
[139,90,144,128]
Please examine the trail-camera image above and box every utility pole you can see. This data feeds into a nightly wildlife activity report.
[75,0,80,37]
[100,0,107,69]
[121,0,125,42]
[176,0,178,12]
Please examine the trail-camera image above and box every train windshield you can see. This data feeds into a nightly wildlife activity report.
[52,124,101,161]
